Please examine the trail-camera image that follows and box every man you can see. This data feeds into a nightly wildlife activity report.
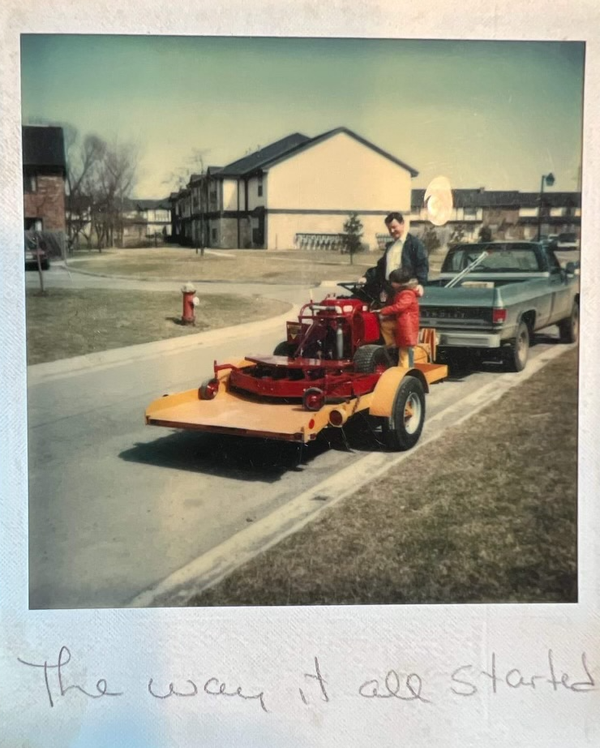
[363,212,429,301]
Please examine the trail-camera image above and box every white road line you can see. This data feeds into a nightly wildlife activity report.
[129,343,574,608]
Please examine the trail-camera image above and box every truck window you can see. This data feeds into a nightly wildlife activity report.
[544,248,561,272]
[443,245,541,273]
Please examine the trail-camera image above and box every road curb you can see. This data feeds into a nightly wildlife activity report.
[27,304,299,384]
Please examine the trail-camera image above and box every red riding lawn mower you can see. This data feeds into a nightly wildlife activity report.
[146,282,448,451]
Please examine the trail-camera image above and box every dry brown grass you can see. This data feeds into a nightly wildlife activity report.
[68,247,378,284]
[26,288,290,365]
[190,348,578,606]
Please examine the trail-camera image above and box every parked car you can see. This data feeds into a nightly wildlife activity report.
[555,232,579,251]
[419,241,579,372]
[24,234,50,270]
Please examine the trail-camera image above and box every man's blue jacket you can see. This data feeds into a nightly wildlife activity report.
[364,233,429,298]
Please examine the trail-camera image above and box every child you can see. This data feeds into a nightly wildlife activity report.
[378,268,423,367]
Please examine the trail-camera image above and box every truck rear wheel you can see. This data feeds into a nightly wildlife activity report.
[558,300,579,344]
[353,344,393,374]
[382,375,426,451]
[503,320,529,372]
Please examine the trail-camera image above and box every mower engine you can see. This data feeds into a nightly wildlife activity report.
[284,296,381,361]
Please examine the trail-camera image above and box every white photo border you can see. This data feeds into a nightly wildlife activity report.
[1,2,598,745]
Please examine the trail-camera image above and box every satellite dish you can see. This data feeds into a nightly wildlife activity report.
[424,176,453,226]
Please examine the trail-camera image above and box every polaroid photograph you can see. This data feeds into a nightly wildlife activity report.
[1,2,599,746]
[22,35,583,611]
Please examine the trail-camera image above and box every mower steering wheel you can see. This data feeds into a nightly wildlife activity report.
[337,281,381,306]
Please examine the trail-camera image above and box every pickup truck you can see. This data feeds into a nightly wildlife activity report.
[420,241,579,371]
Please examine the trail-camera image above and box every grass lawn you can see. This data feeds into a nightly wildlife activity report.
[26,288,290,365]
[67,247,446,283]
[189,347,578,607]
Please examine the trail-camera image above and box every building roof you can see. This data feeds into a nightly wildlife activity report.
[519,191,581,207]
[22,125,66,170]
[412,189,522,208]
[169,187,190,200]
[216,127,419,179]
[129,198,171,211]
[216,133,311,177]
[411,188,581,209]
[261,127,419,177]
[188,168,224,185]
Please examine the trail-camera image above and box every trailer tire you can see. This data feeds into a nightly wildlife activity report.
[273,340,294,357]
[503,320,529,372]
[199,377,219,400]
[382,375,426,451]
[558,300,579,344]
[353,344,393,374]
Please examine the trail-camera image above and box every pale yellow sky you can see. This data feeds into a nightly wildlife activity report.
[21,36,584,198]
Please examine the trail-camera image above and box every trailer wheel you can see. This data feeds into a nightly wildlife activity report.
[199,377,219,400]
[558,300,579,344]
[382,375,426,451]
[273,340,294,357]
[353,344,393,374]
[503,320,529,372]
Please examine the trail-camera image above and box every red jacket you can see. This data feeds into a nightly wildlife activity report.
[380,286,420,347]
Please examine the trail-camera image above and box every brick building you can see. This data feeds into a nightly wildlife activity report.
[22,126,67,253]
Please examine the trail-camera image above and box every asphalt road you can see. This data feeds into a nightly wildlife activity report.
[27,301,570,609]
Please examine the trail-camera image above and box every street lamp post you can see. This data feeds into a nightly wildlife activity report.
[537,172,555,241]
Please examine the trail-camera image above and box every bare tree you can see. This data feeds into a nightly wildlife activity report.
[64,126,107,251]
[90,138,139,250]
[162,148,208,192]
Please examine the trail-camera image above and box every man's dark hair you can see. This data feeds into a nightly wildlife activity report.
[385,212,404,224]
[389,268,412,285]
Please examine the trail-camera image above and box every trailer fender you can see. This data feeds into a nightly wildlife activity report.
[369,367,429,417]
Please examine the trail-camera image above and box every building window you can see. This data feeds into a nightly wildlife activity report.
[257,176,263,197]
[24,174,37,193]
[211,228,217,242]
[463,207,477,218]
[25,217,43,231]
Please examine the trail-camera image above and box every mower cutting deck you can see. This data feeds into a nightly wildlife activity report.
[146,284,448,451]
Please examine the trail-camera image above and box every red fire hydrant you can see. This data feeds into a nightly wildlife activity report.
[181,282,199,325]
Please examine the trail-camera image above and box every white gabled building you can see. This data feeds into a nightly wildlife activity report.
[175,127,418,251]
